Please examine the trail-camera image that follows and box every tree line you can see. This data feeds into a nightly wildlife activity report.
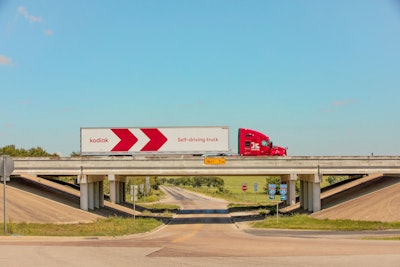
[160,176,225,192]
[0,145,58,157]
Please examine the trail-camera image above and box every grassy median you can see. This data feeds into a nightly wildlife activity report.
[2,214,400,237]
[1,217,163,237]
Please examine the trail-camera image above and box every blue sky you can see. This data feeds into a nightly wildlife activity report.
[1,0,399,156]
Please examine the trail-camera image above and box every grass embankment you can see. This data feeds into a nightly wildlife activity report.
[251,214,400,231]
[0,187,176,237]
[1,217,163,237]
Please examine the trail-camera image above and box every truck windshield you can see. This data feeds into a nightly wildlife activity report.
[261,140,270,147]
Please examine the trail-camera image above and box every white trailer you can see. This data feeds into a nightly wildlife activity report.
[80,126,230,156]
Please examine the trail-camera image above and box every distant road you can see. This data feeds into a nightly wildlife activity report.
[0,186,399,267]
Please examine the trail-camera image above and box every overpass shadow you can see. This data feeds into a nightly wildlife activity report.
[168,208,266,225]
[168,209,232,225]
[179,209,229,214]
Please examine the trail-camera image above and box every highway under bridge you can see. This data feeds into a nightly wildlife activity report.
[10,156,400,213]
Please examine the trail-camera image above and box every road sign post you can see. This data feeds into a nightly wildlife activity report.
[131,185,138,222]
[268,184,279,222]
[280,184,287,202]
[242,183,247,202]
[139,183,145,202]
[268,184,276,200]
[1,155,14,235]
[145,176,150,197]
[253,182,258,203]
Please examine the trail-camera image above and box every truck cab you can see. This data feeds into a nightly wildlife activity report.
[238,128,286,156]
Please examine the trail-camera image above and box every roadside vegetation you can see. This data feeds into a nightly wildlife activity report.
[1,217,163,237]
[0,145,59,157]
[363,236,400,241]
[251,214,400,231]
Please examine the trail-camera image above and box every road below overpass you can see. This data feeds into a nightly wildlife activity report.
[0,186,399,267]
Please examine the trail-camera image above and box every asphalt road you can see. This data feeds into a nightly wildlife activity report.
[1,185,400,267]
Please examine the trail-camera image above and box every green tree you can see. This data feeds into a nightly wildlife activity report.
[70,151,81,157]
[0,145,58,157]
[193,177,202,187]
[327,176,337,185]
[264,176,281,194]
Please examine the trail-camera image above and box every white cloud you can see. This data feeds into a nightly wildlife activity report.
[332,100,354,106]
[0,54,13,65]
[43,29,54,36]
[19,99,31,106]
[321,99,356,113]
[17,6,42,23]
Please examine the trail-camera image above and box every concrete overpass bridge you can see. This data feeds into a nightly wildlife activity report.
[10,156,400,213]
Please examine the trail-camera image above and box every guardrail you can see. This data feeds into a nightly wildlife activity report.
[11,156,400,177]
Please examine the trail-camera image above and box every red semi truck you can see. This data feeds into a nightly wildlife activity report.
[238,128,286,156]
[80,127,286,156]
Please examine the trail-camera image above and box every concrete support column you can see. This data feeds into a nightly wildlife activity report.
[78,174,106,211]
[94,181,100,209]
[109,174,117,204]
[288,174,297,206]
[299,180,304,208]
[313,183,321,212]
[109,180,117,203]
[108,174,127,204]
[80,180,89,211]
[308,181,313,212]
[121,182,126,203]
[99,181,104,208]
[303,181,308,211]
[116,181,121,204]
[88,182,94,210]
[312,174,322,212]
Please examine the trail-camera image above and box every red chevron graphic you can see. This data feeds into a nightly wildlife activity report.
[111,129,138,151]
[141,128,168,151]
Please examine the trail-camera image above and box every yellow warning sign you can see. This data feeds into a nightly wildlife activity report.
[204,158,226,165]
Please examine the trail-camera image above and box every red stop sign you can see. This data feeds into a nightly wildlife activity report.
[242,184,247,192]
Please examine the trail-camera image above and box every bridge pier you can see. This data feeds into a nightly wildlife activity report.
[280,173,322,212]
[78,175,106,211]
[108,174,127,204]
[298,174,322,212]
[299,180,305,209]
[281,174,297,206]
